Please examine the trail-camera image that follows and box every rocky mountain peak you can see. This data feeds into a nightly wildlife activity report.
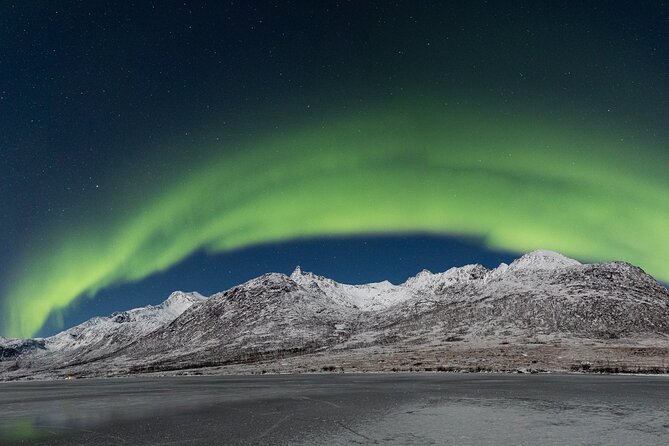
[404,264,489,290]
[442,263,488,280]
[289,266,338,290]
[161,291,206,308]
[509,249,581,270]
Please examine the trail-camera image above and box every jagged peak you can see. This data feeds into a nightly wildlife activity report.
[289,267,337,288]
[403,264,488,289]
[290,265,303,279]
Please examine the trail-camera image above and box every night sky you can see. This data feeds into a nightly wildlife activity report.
[1,2,668,338]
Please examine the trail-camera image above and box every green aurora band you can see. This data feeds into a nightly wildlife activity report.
[3,102,669,338]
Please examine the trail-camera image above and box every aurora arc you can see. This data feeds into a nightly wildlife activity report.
[3,102,669,338]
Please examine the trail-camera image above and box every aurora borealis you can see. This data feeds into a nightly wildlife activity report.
[2,2,668,338]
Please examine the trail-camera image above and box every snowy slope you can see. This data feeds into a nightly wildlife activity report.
[4,291,206,367]
[2,250,668,379]
[46,291,206,353]
[119,273,362,370]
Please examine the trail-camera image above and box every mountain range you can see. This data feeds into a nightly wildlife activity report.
[2,250,668,380]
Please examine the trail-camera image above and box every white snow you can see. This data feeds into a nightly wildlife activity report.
[291,261,493,310]
[290,266,411,310]
[45,291,206,352]
[508,249,581,270]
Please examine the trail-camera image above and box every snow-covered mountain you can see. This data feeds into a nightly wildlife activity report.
[2,250,668,379]
[0,291,205,365]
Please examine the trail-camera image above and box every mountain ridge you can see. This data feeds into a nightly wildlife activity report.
[2,250,668,379]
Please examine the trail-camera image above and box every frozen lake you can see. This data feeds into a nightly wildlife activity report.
[1,373,668,445]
